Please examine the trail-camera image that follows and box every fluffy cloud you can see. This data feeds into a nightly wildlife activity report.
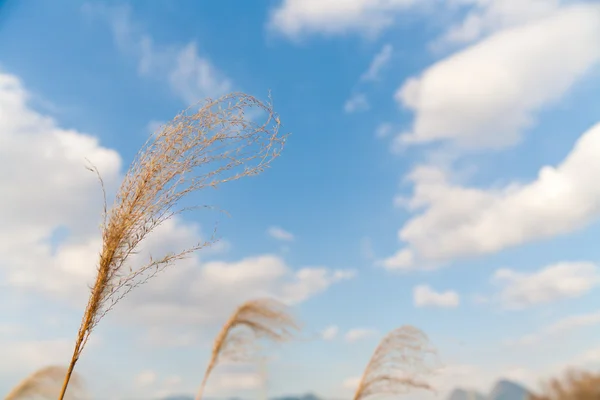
[413,285,460,308]
[395,4,600,149]
[120,254,355,330]
[361,44,393,82]
[384,121,600,269]
[344,328,378,343]
[83,3,232,105]
[492,262,600,309]
[267,0,421,39]
[0,71,122,302]
[267,226,295,242]
[0,339,73,375]
[136,368,260,399]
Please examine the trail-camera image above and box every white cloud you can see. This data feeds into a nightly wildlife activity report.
[267,226,295,242]
[413,284,460,308]
[384,121,600,268]
[344,328,378,343]
[493,262,600,309]
[575,344,600,366]
[375,122,394,139]
[142,326,198,348]
[0,339,73,375]
[83,3,231,105]
[111,252,356,341]
[507,309,600,347]
[0,324,25,338]
[205,371,262,394]
[153,375,185,399]
[0,334,102,385]
[135,370,158,387]
[381,248,415,271]
[169,42,233,105]
[0,71,122,302]
[433,0,565,48]
[154,369,262,399]
[546,311,600,334]
[395,4,600,149]
[361,44,393,82]
[321,325,339,340]
[163,375,183,387]
[267,0,421,40]
[429,363,495,397]
[344,93,369,113]
[266,0,582,47]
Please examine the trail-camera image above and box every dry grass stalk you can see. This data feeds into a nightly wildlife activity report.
[530,368,600,400]
[195,298,299,400]
[5,366,85,400]
[58,93,286,400]
[353,325,438,400]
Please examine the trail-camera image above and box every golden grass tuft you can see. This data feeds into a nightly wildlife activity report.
[530,368,600,400]
[5,366,86,400]
[195,298,299,400]
[58,93,286,399]
[353,325,438,400]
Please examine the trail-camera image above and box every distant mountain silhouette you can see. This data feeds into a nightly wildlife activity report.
[447,379,531,400]
[447,388,487,400]
[161,393,323,400]
[161,396,193,400]
[271,394,322,400]
[488,380,530,400]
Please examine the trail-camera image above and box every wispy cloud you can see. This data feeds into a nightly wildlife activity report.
[344,93,369,114]
[360,44,393,82]
[432,0,564,50]
[321,325,339,340]
[344,328,378,343]
[506,310,600,347]
[267,226,295,242]
[82,3,232,105]
[374,122,394,139]
[493,262,600,309]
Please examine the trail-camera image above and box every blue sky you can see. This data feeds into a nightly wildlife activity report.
[2,0,600,399]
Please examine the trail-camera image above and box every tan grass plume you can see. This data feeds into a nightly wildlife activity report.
[530,368,600,400]
[353,325,438,400]
[195,298,299,400]
[58,93,286,400]
[6,366,85,400]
